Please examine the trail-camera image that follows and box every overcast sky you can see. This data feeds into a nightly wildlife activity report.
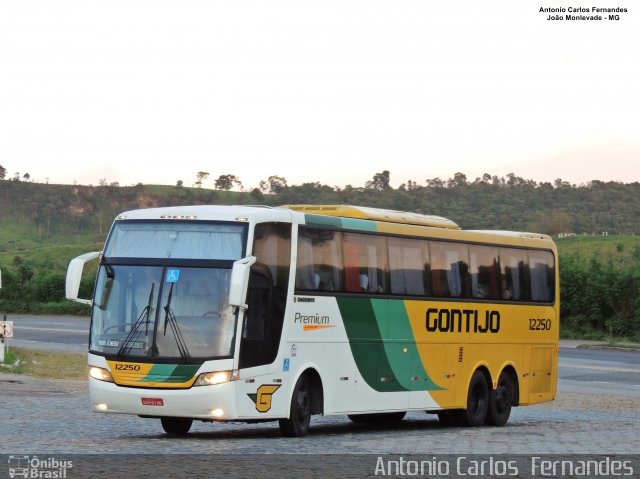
[1,0,638,189]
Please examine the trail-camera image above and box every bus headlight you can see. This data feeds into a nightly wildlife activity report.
[89,366,114,383]
[194,370,237,386]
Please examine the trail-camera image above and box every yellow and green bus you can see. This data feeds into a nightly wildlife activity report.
[66,204,558,436]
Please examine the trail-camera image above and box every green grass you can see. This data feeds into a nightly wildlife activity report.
[556,235,640,263]
[2,347,19,365]
[0,242,103,271]
[1,347,86,379]
[603,339,640,350]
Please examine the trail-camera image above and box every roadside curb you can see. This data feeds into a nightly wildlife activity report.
[576,344,640,353]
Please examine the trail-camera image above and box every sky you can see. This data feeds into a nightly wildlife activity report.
[1,0,639,190]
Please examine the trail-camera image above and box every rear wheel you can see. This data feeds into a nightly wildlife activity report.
[348,412,406,423]
[160,417,193,435]
[457,370,489,427]
[487,370,514,426]
[279,375,312,437]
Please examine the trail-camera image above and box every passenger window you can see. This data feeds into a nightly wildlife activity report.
[342,232,388,294]
[430,242,469,298]
[499,249,530,301]
[296,228,343,291]
[469,245,500,300]
[529,250,555,302]
[388,237,430,295]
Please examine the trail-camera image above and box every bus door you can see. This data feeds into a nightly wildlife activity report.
[236,222,291,418]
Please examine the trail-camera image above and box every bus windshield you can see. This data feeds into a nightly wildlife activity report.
[90,220,247,360]
[90,265,235,360]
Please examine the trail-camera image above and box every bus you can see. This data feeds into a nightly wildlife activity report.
[66,204,559,437]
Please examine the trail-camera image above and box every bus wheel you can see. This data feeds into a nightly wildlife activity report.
[279,375,312,437]
[160,417,193,435]
[458,370,489,427]
[348,412,406,423]
[487,371,514,426]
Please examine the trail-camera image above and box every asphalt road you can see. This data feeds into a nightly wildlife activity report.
[558,345,640,398]
[4,314,89,353]
[2,314,639,479]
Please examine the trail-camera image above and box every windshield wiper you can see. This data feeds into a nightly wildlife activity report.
[162,283,191,362]
[116,283,155,357]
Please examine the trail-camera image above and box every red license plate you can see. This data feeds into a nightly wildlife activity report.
[141,398,164,406]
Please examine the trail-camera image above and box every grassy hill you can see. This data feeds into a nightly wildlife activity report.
[556,235,640,262]
[0,179,639,339]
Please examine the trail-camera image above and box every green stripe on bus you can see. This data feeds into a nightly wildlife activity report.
[304,214,378,232]
[371,299,443,391]
[142,364,200,383]
[337,297,443,393]
[336,297,405,392]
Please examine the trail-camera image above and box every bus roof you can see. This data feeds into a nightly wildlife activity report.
[282,204,460,229]
[114,205,293,223]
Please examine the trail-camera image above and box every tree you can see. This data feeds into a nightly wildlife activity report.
[195,171,209,188]
[259,175,288,194]
[366,170,391,190]
[0,164,6,180]
[426,177,444,188]
[447,172,467,188]
[176,180,183,188]
[250,188,265,202]
[215,174,242,191]
[23,173,31,182]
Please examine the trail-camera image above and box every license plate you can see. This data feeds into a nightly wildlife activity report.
[141,398,164,406]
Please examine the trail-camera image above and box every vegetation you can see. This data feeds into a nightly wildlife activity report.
[0,171,639,339]
[0,347,86,379]
[558,236,640,341]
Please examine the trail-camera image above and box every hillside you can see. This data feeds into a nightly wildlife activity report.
[1,175,639,254]
[1,176,639,339]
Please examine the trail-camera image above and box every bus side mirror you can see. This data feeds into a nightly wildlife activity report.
[66,252,100,305]
[229,256,257,310]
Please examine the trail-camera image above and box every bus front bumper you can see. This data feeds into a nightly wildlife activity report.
[89,378,239,420]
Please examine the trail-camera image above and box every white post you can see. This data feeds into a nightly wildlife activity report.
[0,314,8,363]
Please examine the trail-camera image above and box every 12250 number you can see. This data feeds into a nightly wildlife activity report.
[529,318,552,331]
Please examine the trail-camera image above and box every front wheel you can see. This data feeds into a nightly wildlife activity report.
[486,371,514,426]
[160,417,193,435]
[279,375,312,437]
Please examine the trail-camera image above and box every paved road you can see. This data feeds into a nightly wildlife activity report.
[1,316,639,457]
[2,316,638,478]
[559,346,640,398]
[3,314,89,353]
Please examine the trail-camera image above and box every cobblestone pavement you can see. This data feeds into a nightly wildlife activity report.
[2,375,639,456]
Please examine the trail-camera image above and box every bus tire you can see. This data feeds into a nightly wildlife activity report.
[487,370,514,426]
[457,370,489,427]
[348,412,406,423]
[160,417,193,435]
[279,375,312,437]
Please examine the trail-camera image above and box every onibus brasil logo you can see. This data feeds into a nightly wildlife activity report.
[8,455,73,478]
